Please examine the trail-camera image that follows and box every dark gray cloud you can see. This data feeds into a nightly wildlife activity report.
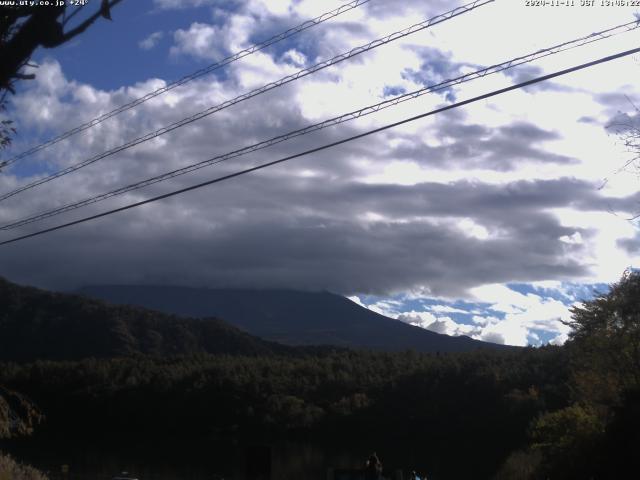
[401,46,466,101]
[594,93,640,136]
[500,122,558,142]
[618,236,640,254]
[502,64,575,93]
[0,5,630,301]
[578,116,597,124]
[366,0,462,20]
[153,0,243,11]
[0,173,613,297]
[594,92,640,111]
[390,119,576,171]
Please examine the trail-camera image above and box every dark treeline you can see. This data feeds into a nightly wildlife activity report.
[0,277,298,360]
[1,347,568,479]
[1,272,640,478]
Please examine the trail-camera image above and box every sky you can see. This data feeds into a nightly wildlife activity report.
[1,0,640,346]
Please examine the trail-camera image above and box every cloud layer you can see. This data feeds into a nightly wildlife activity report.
[1,0,639,345]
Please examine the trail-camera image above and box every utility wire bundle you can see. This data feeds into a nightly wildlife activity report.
[1,0,373,168]
[2,19,637,232]
[0,0,493,203]
[1,0,638,246]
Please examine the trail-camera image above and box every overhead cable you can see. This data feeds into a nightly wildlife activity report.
[0,0,494,203]
[1,19,637,231]
[1,44,639,247]
[1,0,373,167]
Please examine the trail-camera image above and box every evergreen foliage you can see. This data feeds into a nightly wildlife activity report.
[0,453,47,480]
[1,273,640,478]
[495,270,640,479]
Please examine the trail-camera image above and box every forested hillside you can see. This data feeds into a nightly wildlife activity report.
[0,277,291,360]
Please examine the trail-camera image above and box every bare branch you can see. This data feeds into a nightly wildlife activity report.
[58,0,123,44]
[61,4,86,27]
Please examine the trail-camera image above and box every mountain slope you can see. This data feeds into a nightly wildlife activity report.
[0,278,288,361]
[79,285,509,352]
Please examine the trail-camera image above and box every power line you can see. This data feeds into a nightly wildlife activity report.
[1,45,638,247]
[0,0,494,203]
[1,19,636,231]
[1,0,372,168]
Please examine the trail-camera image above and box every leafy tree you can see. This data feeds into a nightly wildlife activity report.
[0,385,42,439]
[501,270,640,479]
[566,269,640,403]
[530,404,604,476]
[0,453,47,480]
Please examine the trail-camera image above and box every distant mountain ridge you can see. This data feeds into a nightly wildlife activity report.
[79,285,511,353]
[0,278,290,361]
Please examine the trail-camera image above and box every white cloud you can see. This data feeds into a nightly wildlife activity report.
[471,315,501,327]
[457,217,491,240]
[429,305,469,314]
[384,281,580,346]
[2,1,638,349]
[281,49,307,68]
[479,318,530,347]
[468,284,574,344]
[170,23,227,61]
[397,311,438,328]
[396,307,529,346]
[549,332,570,346]
[367,300,403,318]
[398,311,479,339]
[347,295,365,308]
[153,0,220,9]
[398,300,565,346]
[559,232,584,245]
[425,317,477,337]
[139,31,164,51]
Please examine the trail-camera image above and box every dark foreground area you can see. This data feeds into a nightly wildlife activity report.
[1,346,563,480]
[1,272,640,479]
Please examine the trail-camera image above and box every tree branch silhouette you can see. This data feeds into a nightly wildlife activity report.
[0,1,124,150]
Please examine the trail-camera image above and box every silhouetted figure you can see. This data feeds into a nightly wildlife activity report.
[410,470,421,480]
[365,452,383,480]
